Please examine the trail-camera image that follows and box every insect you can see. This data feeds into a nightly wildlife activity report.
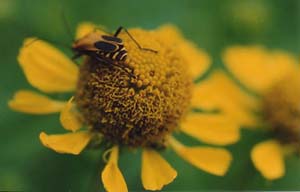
[72,26,157,67]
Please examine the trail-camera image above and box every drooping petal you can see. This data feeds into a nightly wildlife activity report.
[157,25,211,79]
[60,97,82,132]
[141,149,177,190]
[101,146,128,192]
[191,71,258,127]
[8,90,66,114]
[251,140,285,180]
[39,131,92,155]
[180,113,240,145]
[223,46,298,94]
[169,137,232,176]
[18,38,78,93]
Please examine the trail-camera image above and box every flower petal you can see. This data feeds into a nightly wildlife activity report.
[75,22,109,39]
[191,71,258,127]
[251,140,285,180]
[75,22,97,39]
[60,97,82,132]
[179,41,211,80]
[18,38,78,93]
[180,113,240,145]
[8,90,66,114]
[102,146,128,192]
[157,25,211,79]
[39,131,92,155]
[169,137,232,176]
[223,46,298,94]
[141,149,177,190]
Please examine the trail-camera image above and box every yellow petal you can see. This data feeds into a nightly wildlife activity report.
[39,131,92,155]
[102,146,128,192]
[75,22,109,39]
[223,46,298,94]
[8,90,66,114]
[75,22,97,39]
[180,113,240,145]
[251,140,285,180]
[180,41,211,80]
[18,38,78,93]
[191,71,258,127]
[157,25,211,79]
[60,97,82,132]
[141,149,177,190]
[169,137,232,176]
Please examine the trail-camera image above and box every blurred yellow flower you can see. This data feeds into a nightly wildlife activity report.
[8,23,239,191]
[198,45,299,180]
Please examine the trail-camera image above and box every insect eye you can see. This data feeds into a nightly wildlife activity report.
[94,41,117,52]
[102,35,123,43]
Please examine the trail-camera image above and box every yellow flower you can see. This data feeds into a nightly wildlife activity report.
[197,45,299,180]
[9,23,239,191]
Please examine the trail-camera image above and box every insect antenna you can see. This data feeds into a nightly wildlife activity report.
[9,17,71,50]
[60,3,75,43]
[23,35,71,48]
[13,2,81,65]
[115,26,158,53]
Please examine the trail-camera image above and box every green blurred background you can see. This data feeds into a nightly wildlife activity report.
[0,0,299,191]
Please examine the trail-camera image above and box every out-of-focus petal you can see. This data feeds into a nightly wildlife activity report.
[75,22,97,39]
[223,46,298,94]
[191,71,258,127]
[180,113,240,145]
[180,41,211,80]
[251,140,285,180]
[169,137,232,176]
[157,25,211,79]
[9,90,66,114]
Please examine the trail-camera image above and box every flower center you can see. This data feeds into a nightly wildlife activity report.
[75,29,193,148]
[263,72,300,146]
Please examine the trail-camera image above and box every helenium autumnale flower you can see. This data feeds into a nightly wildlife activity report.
[9,23,240,191]
[196,45,300,180]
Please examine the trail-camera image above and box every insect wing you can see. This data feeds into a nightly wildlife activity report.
[102,35,123,43]
[72,32,103,51]
[94,41,118,52]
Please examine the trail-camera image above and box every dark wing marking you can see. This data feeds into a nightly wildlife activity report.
[102,35,123,43]
[94,41,118,52]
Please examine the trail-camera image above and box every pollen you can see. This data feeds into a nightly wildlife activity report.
[75,28,193,147]
[263,72,300,146]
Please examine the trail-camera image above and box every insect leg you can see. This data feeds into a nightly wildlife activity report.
[114,26,158,53]
[92,55,135,79]
[72,52,83,60]
[91,53,113,66]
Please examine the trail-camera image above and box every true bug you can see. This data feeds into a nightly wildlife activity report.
[72,26,157,67]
